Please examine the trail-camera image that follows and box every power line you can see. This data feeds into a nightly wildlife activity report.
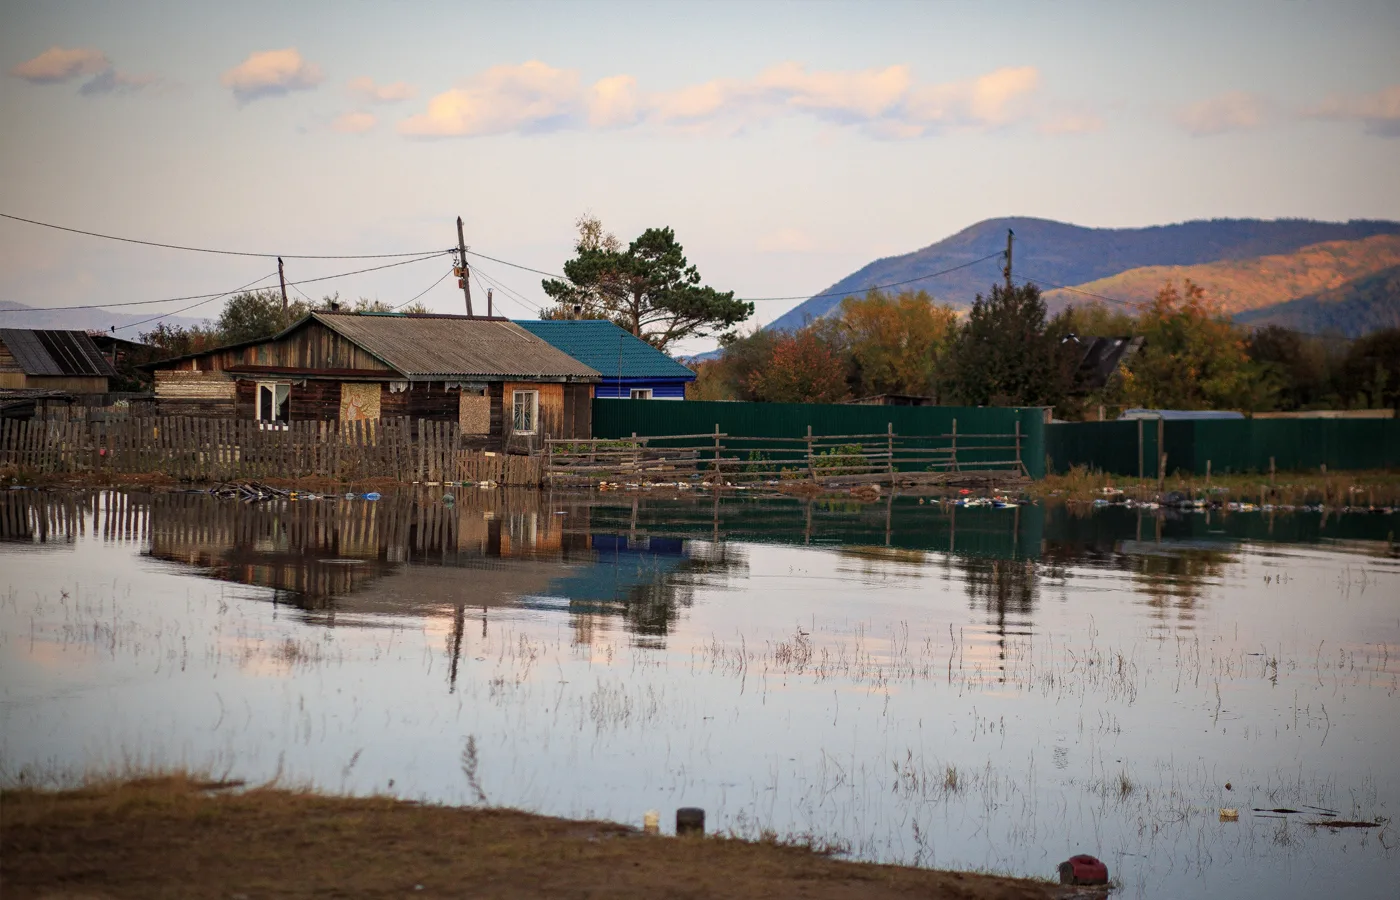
[394,267,454,311]
[1,252,451,313]
[466,247,1006,304]
[0,211,452,260]
[110,272,280,334]
[471,264,541,314]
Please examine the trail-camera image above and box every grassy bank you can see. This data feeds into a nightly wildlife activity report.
[0,774,1075,900]
[1030,466,1400,507]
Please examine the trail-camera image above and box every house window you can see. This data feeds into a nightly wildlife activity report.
[257,382,290,424]
[512,390,538,434]
[629,388,653,400]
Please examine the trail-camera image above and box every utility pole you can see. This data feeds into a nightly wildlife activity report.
[1003,230,1014,292]
[278,257,288,314]
[487,288,493,318]
[456,216,474,317]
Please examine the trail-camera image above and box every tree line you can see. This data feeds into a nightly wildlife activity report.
[691,280,1400,417]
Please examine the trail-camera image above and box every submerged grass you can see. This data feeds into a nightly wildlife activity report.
[1032,465,1400,506]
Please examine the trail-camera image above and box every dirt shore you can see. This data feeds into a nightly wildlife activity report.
[1,776,1083,899]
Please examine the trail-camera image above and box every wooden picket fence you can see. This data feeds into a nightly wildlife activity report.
[0,416,545,486]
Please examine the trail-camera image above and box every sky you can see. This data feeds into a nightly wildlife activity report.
[2,0,1398,354]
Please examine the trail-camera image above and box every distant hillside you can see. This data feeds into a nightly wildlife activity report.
[767,217,1400,333]
[0,301,208,335]
[1234,265,1400,337]
[1041,234,1400,315]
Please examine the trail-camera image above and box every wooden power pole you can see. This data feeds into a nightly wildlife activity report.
[456,216,474,317]
[278,256,288,313]
[1003,230,1014,292]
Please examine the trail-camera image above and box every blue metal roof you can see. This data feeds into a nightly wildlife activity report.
[514,320,695,381]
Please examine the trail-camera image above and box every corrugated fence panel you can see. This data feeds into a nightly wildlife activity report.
[591,399,1047,478]
[1048,418,1400,476]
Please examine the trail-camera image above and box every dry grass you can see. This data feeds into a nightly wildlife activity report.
[0,774,1070,900]
[1031,466,1400,506]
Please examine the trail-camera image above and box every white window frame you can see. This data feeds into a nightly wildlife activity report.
[512,389,539,435]
[629,388,653,400]
[256,381,291,425]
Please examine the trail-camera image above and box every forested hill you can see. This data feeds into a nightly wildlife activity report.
[766,217,1400,333]
[1234,264,1400,337]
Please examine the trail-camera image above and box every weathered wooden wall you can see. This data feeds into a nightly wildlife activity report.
[174,321,393,373]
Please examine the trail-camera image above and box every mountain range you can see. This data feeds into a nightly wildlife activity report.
[0,301,207,336]
[766,217,1400,334]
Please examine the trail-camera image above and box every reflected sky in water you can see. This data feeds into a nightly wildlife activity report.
[2,488,1397,899]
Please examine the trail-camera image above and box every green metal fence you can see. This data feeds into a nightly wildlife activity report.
[592,399,1048,478]
[1047,418,1400,476]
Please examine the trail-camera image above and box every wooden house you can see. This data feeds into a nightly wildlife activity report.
[0,328,117,393]
[514,320,695,400]
[146,311,601,446]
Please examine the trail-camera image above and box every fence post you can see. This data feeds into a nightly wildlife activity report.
[713,424,721,483]
[1156,417,1164,481]
[1206,459,1212,486]
[1015,420,1024,477]
[887,422,894,485]
[1159,453,1167,492]
[805,425,814,481]
[951,418,959,473]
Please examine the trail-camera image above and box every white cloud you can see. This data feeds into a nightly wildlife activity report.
[587,74,642,128]
[10,46,155,97]
[399,60,1045,140]
[1175,91,1268,136]
[1305,85,1400,138]
[347,76,415,104]
[9,46,108,83]
[221,48,323,104]
[399,60,581,137]
[79,68,157,96]
[332,111,377,134]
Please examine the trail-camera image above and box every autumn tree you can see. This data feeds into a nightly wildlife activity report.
[1337,327,1400,410]
[541,215,752,351]
[746,329,849,404]
[940,283,1073,407]
[1117,280,1270,410]
[839,289,958,399]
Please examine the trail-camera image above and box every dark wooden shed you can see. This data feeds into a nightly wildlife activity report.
[147,312,600,448]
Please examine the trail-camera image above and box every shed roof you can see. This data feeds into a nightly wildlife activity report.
[314,312,600,381]
[0,329,118,378]
[513,320,695,381]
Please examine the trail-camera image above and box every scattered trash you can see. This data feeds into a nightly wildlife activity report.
[643,809,660,835]
[1220,808,1239,821]
[441,492,455,504]
[362,492,381,501]
[675,806,705,836]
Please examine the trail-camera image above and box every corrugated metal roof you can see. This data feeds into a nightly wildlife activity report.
[513,320,695,381]
[0,329,118,377]
[313,313,600,381]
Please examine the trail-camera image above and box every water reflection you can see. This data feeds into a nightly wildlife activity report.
[3,487,1398,900]
[3,489,1397,643]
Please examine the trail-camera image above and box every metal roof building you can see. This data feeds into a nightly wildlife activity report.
[514,319,695,400]
[147,312,600,445]
[0,328,117,392]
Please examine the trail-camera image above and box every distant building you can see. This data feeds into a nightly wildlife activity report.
[1119,409,1246,421]
[514,319,696,400]
[844,393,936,407]
[0,328,117,393]
[145,311,600,448]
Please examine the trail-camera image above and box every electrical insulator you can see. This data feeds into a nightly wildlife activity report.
[457,278,467,289]
[453,266,464,277]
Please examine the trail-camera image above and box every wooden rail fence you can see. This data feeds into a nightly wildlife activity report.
[546,421,1028,486]
[0,416,544,485]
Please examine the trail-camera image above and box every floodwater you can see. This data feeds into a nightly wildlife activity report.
[2,488,1397,898]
